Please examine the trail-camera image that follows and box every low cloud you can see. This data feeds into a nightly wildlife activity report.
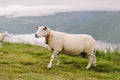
[0,0,120,17]
[5,33,120,52]
[0,5,71,17]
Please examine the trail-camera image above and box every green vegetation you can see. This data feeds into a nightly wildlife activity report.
[0,42,120,80]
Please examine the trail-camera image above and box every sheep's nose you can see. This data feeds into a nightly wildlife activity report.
[35,34,38,38]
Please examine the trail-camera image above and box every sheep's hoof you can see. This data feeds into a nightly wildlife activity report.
[56,64,60,67]
[94,63,97,67]
[47,65,52,69]
[56,65,59,67]
[47,67,51,70]
[86,68,89,70]
[85,67,90,70]
[47,67,52,70]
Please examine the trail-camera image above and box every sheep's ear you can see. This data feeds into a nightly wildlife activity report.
[43,26,47,30]
[35,26,38,30]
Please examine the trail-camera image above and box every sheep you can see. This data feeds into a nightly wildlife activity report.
[35,26,97,69]
[0,31,7,47]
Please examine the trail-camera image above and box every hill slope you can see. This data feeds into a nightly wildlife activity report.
[0,11,106,34]
[66,11,120,43]
[0,11,120,43]
[0,42,120,80]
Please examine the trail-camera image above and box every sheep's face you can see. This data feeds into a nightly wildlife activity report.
[35,26,48,38]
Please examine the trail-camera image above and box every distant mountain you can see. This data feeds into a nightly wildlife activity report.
[0,11,120,43]
[0,11,107,33]
[64,11,120,43]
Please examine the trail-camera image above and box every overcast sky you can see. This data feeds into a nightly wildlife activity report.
[0,0,120,17]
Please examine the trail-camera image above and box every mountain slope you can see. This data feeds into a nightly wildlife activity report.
[68,11,120,43]
[0,11,120,43]
[0,11,107,34]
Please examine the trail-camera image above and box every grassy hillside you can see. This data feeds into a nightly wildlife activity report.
[0,42,120,80]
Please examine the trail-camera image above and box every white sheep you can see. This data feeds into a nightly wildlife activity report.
[35,26,97,69]
[0,31,7,47]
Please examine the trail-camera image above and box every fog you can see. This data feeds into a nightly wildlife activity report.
[96,41,120,52]
[5,34,46,46]
[4,33,120,52]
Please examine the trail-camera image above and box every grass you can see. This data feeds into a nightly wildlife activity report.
[0,42,120,80]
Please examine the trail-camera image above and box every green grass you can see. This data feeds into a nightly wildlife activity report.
[0,42,120,80]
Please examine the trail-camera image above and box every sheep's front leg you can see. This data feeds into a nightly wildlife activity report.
[47,50,59,69]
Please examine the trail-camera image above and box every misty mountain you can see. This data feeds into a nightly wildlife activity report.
[0,11,120,43]
[63,11,120,43]
[0,11,107,33]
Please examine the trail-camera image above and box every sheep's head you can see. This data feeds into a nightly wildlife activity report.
[35,26,48,38]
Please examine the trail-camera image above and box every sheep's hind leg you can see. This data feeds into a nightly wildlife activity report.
[86,54,94,69]
[93,53,97,67]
